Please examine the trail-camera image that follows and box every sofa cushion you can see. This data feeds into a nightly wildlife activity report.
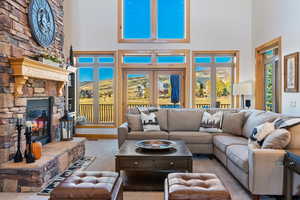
[222,112,245,136]
[127,131,169,140]
[155,109,168,131]
[127,114,143,131]
[168,109,203,131]
[169,131,213,144]
[287,124,300,149]
[226,145,249,172]
[262,129,291,149]
[242,110,280,138]
[213,135,248,152]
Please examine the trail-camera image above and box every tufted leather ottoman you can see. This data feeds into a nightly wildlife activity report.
[165,173,231,200]
[49,171,123,200]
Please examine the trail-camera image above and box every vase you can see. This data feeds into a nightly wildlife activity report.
[32,141,42,160]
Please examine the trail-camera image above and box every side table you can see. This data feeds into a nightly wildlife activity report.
[284,150,300,200]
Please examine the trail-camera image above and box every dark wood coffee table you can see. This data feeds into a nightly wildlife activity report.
[115,140,192,191]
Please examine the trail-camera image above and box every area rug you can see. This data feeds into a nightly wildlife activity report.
[38,156,96,196]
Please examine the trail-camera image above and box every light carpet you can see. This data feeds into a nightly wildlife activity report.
[0,139,277,200]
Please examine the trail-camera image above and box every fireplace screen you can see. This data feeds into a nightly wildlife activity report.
[26,97,53,144]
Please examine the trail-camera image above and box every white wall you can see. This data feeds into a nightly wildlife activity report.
[253,0,300,115]
[64,0,253,81]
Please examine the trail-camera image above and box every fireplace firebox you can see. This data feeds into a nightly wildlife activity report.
[26,97,54,145]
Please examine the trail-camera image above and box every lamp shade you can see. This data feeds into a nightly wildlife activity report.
[239,81,253,95]
[232,81,253,96]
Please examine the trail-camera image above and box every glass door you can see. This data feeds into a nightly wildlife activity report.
[77,54,116,125]
[155,71,184,108]
[123,70,184,117]
[124,71,153,113]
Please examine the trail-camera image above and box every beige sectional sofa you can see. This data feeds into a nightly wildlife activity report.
[118,108,300,198]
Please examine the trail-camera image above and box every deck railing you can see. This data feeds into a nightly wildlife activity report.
[79,103,232,123]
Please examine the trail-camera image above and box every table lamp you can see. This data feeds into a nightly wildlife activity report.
[233,81,253,109]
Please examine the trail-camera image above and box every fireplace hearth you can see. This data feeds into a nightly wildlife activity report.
[26,97,54,145]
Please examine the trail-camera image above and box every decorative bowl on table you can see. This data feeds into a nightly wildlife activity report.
[135,140,176,150]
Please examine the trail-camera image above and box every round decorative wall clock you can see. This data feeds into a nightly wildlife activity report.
[28,0,56,47]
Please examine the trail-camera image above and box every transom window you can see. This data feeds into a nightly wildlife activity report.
[192,52,239,109]
[120,50,188,65]
[118,0,190,43]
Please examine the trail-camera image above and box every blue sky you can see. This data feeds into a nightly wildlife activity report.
[124,0,184,39]
[79,67,114,82]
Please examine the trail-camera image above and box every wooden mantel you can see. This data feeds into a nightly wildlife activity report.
[9,57,69,96]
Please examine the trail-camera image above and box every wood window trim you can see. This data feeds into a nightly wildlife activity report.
[74,51,119,127]
[117,49,190,124]
[191,50,240,108]
[117,0,190,43]
[255,37,282,113]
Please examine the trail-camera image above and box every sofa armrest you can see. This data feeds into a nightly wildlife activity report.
[248,147,286,195]
[117,122,129,148]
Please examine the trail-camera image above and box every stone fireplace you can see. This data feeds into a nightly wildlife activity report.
[0,0,86,193]
[0,0,65,165]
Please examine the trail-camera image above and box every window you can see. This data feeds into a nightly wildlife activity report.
[118,0,190,42]
[263,49,280,112]
[255,37,282,113]
[76,53,116,125]
[192,52,239,108]
[120,50,188,65]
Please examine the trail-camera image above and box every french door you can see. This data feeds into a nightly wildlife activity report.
[123,70,185,115]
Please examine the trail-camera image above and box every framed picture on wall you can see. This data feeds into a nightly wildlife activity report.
[284,52,299,92]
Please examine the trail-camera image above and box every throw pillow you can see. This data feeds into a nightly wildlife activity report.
[127,114,143,131]
[274,117,300,129]
[250,122,275,146]
[200,111,223,133]
[262,129,291,149]
[137,107,159,114]
[248,139,260,149]
[140,112,161,132]
[222,112,245,135]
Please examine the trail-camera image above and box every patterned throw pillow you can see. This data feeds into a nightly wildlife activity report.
[199,111,223,133]
[262,129,291,149]
[250,122,275,146]
[274,117,300,129]
[140,112,161,132]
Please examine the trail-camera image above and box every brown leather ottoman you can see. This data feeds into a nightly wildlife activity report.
[165,173,231,200]
[49,171,123,200]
